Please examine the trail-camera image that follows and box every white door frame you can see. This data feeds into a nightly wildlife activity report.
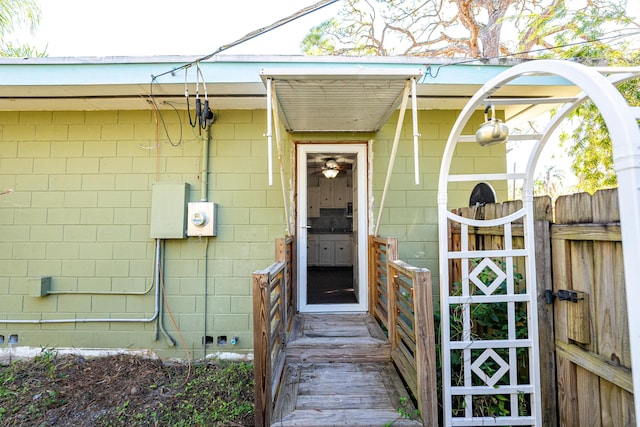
[297,143,368,313]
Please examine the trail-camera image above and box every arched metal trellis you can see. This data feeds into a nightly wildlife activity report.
[438,60,640,426]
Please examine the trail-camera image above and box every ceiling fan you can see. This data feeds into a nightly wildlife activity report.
[313,157,352,178]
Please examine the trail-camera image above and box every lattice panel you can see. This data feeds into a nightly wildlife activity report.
[441,209,540,426]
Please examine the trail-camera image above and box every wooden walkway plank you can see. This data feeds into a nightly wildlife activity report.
[273,363,422,426]
[273,409,423,426]
[286,313,391,363]
[273,313,425,426]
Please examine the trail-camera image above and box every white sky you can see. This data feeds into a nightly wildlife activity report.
[20,0,341,57]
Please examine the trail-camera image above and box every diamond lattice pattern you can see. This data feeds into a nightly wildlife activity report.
[471,349,510,387]
[469,258,507,295]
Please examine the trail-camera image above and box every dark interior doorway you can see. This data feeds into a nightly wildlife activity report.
[307,267,356,304]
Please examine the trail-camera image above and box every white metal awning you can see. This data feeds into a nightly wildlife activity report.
[260,68,424,132]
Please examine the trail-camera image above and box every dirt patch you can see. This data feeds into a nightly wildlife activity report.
[0,351,254,426]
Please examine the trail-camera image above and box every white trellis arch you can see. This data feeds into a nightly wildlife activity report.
[438,60,640,426]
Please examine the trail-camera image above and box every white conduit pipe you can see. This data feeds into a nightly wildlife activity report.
[266,78,274,186]
[0,239,161,325]
[271,82,293,235]
[374,80,411,237]
[411,77,420,185]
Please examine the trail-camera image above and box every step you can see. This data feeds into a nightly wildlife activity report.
[272,362,423,427]
[286,313,390,363]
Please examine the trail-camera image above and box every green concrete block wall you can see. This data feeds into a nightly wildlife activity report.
[0,107,506,360]
[372,110,507,289]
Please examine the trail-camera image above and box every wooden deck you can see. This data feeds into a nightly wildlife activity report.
[271,313,423,426]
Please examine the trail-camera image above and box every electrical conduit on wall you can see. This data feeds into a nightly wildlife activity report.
[0,239,162,325]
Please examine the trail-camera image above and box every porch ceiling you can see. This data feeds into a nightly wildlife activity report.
[261,68,424,132]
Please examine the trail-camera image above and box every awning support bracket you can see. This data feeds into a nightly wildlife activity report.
[411,77,420,186]
[266,78,273,186]
[374,80,411,237]
[270,82,293,236]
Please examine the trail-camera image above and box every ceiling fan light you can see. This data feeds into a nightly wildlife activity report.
[325,159,338,169]
[322,168,339,179]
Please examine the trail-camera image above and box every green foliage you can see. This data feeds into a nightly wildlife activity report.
[518,0,638,194]
[0,353,255,426]
[558,47,640,193]
[397,396,419,420]
[34,347,58,380]
[0,349,67,424]
[96,360,255,426]
[0,0,44,57]
[302,0,635,58]
[302,0,388,56]
[515,0,630,56]
[383,396,420,426]
[301,19,338,56]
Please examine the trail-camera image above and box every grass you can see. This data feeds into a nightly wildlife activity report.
[0,349,255,426]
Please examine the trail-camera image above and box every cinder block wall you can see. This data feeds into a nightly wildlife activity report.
[372,110,507,283]
[0,109,281,359]
[0,108,505,359]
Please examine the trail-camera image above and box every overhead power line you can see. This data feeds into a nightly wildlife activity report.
[151,0,339,82]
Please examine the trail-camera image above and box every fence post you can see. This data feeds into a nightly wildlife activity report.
[533,196,557,427]
[369,235,376,314]
[253,271,272,427]
[413,269,438,427]
[386,238,399,350]
[288,238,297,319]
[275,238,288,335]
[387,264,398,353]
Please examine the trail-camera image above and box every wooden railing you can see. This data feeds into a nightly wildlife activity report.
[369,236,398,329]
[253,236,295,427]
[369,236,438,426]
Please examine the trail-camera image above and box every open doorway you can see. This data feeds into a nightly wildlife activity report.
[297,143,368,313]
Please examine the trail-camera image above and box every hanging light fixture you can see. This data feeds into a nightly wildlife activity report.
[475,104,509,146]
[322,168,339,179]
[322,159,340,179]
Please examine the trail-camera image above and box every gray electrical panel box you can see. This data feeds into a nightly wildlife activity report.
[150,182,189,239]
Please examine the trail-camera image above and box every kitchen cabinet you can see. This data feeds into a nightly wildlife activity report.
[307,234,318,266]
[314,234,352,267]
[319,179,334,208]
[334,238,352,266]
[308,187,320,218]
[334,178,350,207]
[318,176,351,208]
[318,240,335,265]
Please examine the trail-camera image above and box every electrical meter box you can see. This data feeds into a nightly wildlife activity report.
[150,182,189,239]
[187,202,217,237]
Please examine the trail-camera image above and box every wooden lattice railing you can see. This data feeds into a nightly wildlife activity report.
[369,236,438,426]
[369,236,398,329]
[253,236,295,427]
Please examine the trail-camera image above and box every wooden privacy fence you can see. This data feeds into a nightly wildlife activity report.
[551,189,634,426]
[369,236,438,426]
[253,236,295,427]
[449,189,635,426]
